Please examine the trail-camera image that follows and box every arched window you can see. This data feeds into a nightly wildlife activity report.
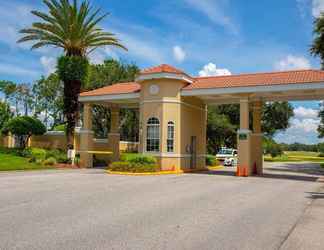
[167,121,175,152]
[146,117,160,152]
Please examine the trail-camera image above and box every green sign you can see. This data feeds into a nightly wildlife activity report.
[239,133,248,140]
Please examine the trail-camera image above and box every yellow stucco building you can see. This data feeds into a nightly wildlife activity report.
[79,64,324,176]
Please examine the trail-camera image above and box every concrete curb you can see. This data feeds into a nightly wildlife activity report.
[106,166,223,176]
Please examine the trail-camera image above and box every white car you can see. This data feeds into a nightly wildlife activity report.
[224,157,237,167]
[216,148,238,167]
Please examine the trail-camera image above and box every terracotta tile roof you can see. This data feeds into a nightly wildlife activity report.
[141,64,187,75]
[184,70,324,90]
[80,68,324,97]
[80,82,141,97]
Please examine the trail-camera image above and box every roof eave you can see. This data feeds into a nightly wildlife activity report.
[181,81,324,96]
[79,92,140,103]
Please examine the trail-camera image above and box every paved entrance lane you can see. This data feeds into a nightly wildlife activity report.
[0,163,323,250]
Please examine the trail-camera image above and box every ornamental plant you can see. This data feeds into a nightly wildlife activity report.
[2,116,46,148]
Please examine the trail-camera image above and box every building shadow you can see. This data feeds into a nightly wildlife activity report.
[259,172,319,182]
[187,166,321,182]
[306,192,324,199]
[266,163,324,176]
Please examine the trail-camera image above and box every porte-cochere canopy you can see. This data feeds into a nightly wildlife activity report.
[80,64,324,104]
[79,64,324,175]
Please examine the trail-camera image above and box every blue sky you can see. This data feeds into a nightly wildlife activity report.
[0,0,324,144]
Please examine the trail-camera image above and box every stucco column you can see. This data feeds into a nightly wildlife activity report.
[252,101,263,175]
[79,103,94,168]
[237,98,252,176]
[253,101,262,133]
[108,107,120,162]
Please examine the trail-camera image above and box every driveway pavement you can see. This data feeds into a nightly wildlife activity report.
[0,162,323,250]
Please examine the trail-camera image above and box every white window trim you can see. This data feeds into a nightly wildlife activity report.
[167,121,175,153]
[146,117,160,152]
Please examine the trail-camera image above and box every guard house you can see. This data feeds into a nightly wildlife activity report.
[79,64,324,176]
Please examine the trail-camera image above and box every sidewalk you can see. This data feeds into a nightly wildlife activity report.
[281,184,324,250]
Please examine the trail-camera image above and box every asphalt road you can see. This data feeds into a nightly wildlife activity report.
[0,162,323,250]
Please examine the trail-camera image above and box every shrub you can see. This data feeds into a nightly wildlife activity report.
[29,148,47,162]
[127,155,157,165]
[263,138,283,158]
[45,149,68,163]
[43,157,57,166]
[268,144,283,158]
[53,124,66,132]
[206,155,219,166]
[110,161,158,173]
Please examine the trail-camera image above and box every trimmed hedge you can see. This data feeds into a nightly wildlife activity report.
[206,155,219,166]
[110,161,158,173]
[110,154,158,173]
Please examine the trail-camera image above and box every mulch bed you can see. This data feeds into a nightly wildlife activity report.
[55,164,81,169]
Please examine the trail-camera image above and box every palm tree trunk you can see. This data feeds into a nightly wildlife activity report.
[64,79,81,150]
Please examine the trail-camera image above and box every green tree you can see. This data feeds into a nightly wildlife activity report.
[207,102,293,154]
[311,13,324,69]
[0,102,13,131]
[262,102,294,137]
[263,137,283,158]
[0,81,17,102]
[310,13,324,137]
[207,107,237,154]
[86,59,140,139]
[2,116,46,148]
[33,73,64,127]
[18,0,126,150]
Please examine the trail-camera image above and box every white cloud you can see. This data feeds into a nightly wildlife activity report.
[0,63,39,77]
[312,0,324,17]
[275,117,321,144]
[274,55,311,71]
[183,0,238,35]
[275,106,322,144]
[296,0,324,18]
[294,106,318,119]
[0,2,36,49]
[198,63,232,77]
[88,48,120,65]
[297,0,308,18]
[110,29,167,64]
[173,46,186,63]
[290,117,319,132]
[40,56,56,76]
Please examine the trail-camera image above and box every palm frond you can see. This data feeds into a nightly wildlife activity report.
[18,0,127,55]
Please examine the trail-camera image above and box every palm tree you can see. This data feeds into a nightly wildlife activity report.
[311,13,324,68]
[18,0,127,150]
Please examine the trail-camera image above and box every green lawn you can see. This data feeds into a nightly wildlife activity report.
[264,151,324,163]
[0,153,54,171]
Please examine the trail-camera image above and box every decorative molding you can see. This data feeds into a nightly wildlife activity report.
[140,98,205,111]
[143,152,207,158]
[136,72,193,84]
